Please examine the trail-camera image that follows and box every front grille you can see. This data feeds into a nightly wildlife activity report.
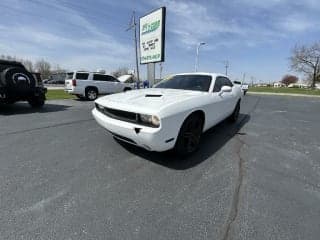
[110,132,137,144]
[96,103,137,124]
[95,103,159,128]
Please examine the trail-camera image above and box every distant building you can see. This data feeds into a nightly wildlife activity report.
[288,83,309,88]
[256,84,269,87]
[273,82,286,88]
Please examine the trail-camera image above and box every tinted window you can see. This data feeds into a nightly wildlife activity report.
[154,75,212,92]
[213,77,224,92]
[93,74,119,82]
[93,74,108,81]
[76,73,89,80]
[107,76,119,82]
[223,77,233,87]
[66,72,74,80]
[213,77,233,92]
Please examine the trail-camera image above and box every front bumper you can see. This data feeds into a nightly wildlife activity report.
[92,108,176,152]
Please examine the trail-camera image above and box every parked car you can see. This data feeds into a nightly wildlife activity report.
[47,79,65,84]
[117,74,135,89]
[0,60,46,107]
[241,84,249,95]
[117,74,144,89]
[92,73,243,155]
[233,81,248,95]
[42,79,49,84]
[65,71,132,100]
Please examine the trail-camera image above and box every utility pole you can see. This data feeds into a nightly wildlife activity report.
[224,60,229,76]
[126,11,140,89]
[159,62,163,80]
[242,73,246,85]
[195,42,206,72]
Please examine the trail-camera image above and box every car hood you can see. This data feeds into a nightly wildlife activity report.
[96,88,206,115]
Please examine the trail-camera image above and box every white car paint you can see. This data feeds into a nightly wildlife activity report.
[92,73,243,152]
[65,71,131,98]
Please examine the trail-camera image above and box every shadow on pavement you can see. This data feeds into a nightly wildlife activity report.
[0,102,71,115]
[118,113,250,170]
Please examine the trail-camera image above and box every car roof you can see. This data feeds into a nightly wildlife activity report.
[69,71,113,76]
[174,72,228,78]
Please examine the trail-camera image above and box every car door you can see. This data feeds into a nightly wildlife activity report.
[208,76,234,124]
[206,77,226,127]
[221,77,236,116]
[93,74,113,94]
[106,76,123,93]
[92,74,104,93]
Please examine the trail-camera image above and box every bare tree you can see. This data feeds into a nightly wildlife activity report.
[281,74,298,86]
[111,67,129,78]
[35,59,51,79]
[21,59,34,72]
[290,42,320,88]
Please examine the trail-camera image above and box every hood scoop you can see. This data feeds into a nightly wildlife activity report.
[145,94,163,98]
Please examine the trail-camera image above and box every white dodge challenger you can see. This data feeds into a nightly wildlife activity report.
[92,73,242,155]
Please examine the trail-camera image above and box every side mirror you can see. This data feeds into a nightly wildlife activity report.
[219,86,232,96]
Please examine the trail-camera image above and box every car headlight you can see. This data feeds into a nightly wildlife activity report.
[139,114,160,127]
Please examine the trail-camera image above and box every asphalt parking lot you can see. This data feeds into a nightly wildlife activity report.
[1,95,320,239]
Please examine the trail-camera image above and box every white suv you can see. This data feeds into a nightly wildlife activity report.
[65,71,132,100]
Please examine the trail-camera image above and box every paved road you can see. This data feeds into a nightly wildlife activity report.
[0,95,319,239]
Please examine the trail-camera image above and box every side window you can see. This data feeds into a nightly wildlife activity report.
[93,74,108,81]
[76,73,89,80]
[223,77,233,87]
[106,76,120,82]
[213,77,224,92]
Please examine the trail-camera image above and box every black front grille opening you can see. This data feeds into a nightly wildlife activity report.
[96,104,159,128]
[111,132,136,144]
[106,108,137,121]
[96,103,137,123]
[145,94,162,97]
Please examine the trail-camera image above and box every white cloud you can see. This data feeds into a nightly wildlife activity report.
[278,14,317,32]
[0,0,134,70]
[146,0,319,50]
[150,0,284,49]
[234,0,286,9]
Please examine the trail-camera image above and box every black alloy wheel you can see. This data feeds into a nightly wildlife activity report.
[175,114,204,156]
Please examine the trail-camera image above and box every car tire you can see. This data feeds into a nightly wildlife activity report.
[85,88,98,101]
[28,93,45,108]
[76,94,85,100]
[229,101,240,123]
[174,113,204,156]
[123,87,132,92]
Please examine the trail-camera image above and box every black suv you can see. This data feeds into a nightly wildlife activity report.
[0,60,47,107]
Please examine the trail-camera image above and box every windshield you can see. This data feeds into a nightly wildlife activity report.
[154,75,212,92]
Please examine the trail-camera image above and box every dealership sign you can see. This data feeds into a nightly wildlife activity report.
[139,7,166,64]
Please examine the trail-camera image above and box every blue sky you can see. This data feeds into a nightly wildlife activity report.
[0,0,319,83]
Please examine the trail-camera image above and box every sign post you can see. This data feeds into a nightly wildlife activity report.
[147,63,155,87]
[139,7,166,86]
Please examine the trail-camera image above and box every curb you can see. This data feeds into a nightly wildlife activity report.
[248,92,320,98]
